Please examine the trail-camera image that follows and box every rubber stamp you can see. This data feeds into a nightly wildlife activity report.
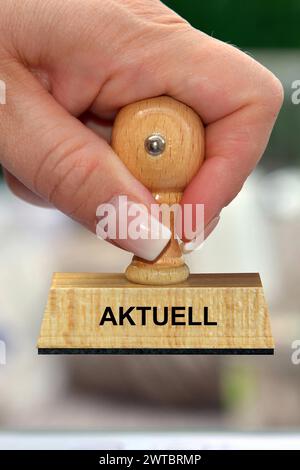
[38,96,274,354]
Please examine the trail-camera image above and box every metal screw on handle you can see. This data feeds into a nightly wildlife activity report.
[144,133,166,157]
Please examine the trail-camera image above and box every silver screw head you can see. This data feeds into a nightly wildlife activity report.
[144,133,166,156]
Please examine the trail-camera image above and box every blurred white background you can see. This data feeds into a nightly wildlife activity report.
[1,165,300,431]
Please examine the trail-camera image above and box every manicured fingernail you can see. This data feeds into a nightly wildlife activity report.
[96,195,172,261]
[182,215,220,254]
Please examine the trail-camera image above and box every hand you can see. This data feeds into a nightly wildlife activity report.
[0,0,283,259]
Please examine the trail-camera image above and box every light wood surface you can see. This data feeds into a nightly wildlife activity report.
[51,272,263,288]
[111,96,205,285]
[38,272,274,352]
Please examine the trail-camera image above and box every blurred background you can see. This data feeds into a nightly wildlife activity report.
[0,0,300,445]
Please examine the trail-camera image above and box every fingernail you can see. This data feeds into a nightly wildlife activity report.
[182,215,220,254]
[96,195,172,261]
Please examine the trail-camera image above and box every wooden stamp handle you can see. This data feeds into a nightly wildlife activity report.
[111,96,205,285]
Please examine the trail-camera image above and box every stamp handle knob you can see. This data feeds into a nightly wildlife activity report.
[111,96,205,285]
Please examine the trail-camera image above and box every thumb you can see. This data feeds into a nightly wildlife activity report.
[0,61,171,261]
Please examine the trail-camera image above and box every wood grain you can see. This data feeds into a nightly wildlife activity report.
[111,96,205,285]
[38,272,274,352]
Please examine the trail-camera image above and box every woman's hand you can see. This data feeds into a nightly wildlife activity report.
[0,0,283,258]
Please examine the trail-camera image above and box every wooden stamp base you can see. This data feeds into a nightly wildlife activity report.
[37,272,274,354]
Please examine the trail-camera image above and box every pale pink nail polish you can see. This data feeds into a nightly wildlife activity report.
[182,215,220,254]
[96,195,172,261]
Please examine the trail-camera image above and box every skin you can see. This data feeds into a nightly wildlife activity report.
[0,0,283,248]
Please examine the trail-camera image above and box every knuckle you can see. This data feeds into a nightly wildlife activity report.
[256,68,284,113]
[223,43,284,116]
[49,150,98,215]
[263,70,284,108]
[34,136,100,216]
